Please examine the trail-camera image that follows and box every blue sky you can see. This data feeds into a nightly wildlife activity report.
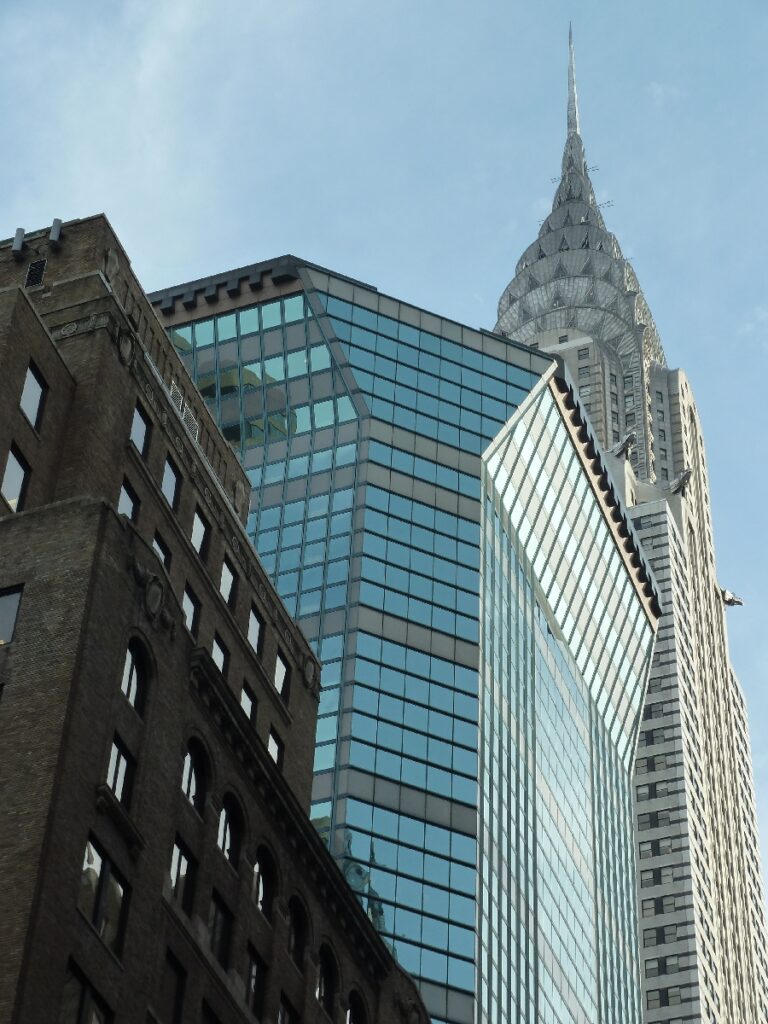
[3,0,768,867]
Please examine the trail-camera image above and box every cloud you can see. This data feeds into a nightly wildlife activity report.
[647,80,684,108]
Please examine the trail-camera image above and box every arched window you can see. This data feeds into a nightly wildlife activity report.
[346,992,367,1024]
[120,640,147,714]
[181,740,207,813]
[252,847,276,919]
[217,794,243,867]
[287,897,307,969]
[316,945,337,1016]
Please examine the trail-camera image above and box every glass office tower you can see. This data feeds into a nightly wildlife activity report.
[152,262,658,1024]
[479,370,659,1024]
[154,261,553,1024]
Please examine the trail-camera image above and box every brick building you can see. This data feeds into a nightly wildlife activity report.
[0,215,427,1024]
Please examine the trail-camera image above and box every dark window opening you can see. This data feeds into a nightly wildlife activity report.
[24,258,47,288]
[2,444,30,512]
[0,586,22,646]
[20,361,47,430]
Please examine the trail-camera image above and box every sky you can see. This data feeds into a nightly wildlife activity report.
[3,0,768,867]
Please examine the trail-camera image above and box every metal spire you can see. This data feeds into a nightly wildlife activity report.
[568,23,580,136]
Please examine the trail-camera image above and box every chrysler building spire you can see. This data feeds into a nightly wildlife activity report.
[568,23,580,136]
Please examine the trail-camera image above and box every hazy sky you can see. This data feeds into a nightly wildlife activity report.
[3,1,768,867]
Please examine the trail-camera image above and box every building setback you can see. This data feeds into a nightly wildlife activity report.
[151,247,660,1020]
[495,31,768,1024]
[0,214,429,1024]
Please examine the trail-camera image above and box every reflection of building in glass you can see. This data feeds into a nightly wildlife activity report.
[480,370,659,1023]
[151,264,555,1024]
[495,30,768,1024]
[151,259,659,1024]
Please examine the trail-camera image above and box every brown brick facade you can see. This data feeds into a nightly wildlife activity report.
[0,216,427,1024]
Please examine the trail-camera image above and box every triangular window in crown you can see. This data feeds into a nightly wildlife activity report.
[602,266,612,282]
[552,292,564,308]
[581,232,590,249]
[520,303,530,320]
[554,260,567,280]
[563,210,573,227]
[528,271,540,289]
[537,245,546,261]
[559,235,569,252]
[585,281,597,303]
[568,311,577,328]
[582,257,594,276]
[597,240,605,252]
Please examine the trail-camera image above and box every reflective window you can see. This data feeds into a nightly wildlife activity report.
[118,478,139,522]
[152,531,171,570]
[252,848,276,918]
[274,652,289,700]
[240,682,256,722]
[169,837,196,914]
[77,837,129,956]
[20,362,46,430]
[2,444,30,512]
[191,508,210,556]
[181,740,207,813]
[0,585,22,646]
[107,735,134,808]
[182,585,200,637]
[211,634,229,677]
[59,962,112,1024]
[217,795,242,867]
[246,946,267,1016]
[268,728,284,769]
[220,556,237,607]
[161,457,181,510]
[248,606,263,654]
[129,403,150,457]
[120,641,147,713]
[316,945,337,1014]
[208,891,233,967]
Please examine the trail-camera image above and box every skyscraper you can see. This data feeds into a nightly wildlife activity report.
[151,256,659,1023]
[495,30,768,1024]
[478,367,659,1024]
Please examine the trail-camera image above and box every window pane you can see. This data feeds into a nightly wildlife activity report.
[0,586,22,645]
[1,446,29,512]
[182,586,200,636]
[118,479,139,522]
[268,729,283,768]
[191,509,209,555]
[274,653,288,698]
[130,404,150,456]
[152,532,171,570]
[20,363,45,430]
[212,635,228,676]
[248,607,262,653]
[161,459,180,509]
[220,558,236,605]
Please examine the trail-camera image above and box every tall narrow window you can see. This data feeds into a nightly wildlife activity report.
[0,585,22,646]
[216,795,242,867]
[316,946,338,1015]
[181,740,207,813]
[268,728,284,769]
[161,457,181,510]
[248,606,263,654]
[277,995,298,1024]
[1,445,30,512]
[153,531,172,570]
[274,652,289,700]
[208,892,233,968]
[107,736,135,809]
[347,992,368,1024]
[59,962,113,1024]
[20,362,46,430]
[220,556,237,607]
[191,507,210,556]
[120,641,147,714]
[240,682,256,723]
[77,837,129,956]
[246,947,267,1017]
[169,837,196,914]
[158,952,186,1024]
[182,585,201,637]
[287,898,307,969]
[130,403,151,457]
[118,478,139,522]
[252,848,275,919]
[211,634,229,677]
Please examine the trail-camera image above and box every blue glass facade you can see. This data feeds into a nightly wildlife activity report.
[480,377,658,1024]
[168,269,553,1024]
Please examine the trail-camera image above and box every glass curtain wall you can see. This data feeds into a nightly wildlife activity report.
[169,271,553,1024]
[479,380,656,1024]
